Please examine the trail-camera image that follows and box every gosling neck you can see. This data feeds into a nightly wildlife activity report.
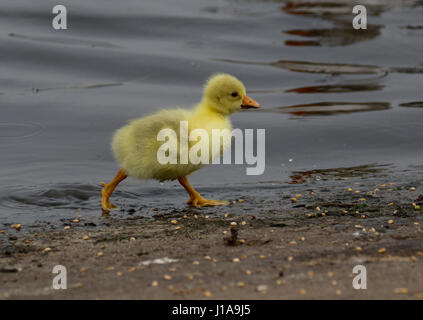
[196,98,229,119]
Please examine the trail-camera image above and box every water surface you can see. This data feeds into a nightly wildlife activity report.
[0,0,422,230]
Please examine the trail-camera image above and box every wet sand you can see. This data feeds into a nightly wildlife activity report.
[1,185,422,299]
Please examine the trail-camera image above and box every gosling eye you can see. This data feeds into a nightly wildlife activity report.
[231,92,238,98]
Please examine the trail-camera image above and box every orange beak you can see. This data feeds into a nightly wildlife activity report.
[241,95,260,109]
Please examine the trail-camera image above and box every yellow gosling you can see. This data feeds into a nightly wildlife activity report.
[100,74,259,213]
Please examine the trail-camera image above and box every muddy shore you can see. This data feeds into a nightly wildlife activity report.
[1,184,422,300]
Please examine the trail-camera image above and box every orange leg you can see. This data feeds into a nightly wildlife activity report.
[178,176,228,207]
[100,169,127,214]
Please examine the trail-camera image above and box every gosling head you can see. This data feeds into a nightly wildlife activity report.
[202,73,260,116]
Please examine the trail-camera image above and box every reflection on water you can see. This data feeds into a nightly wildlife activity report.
[286,83,384,94]
[399,102,423,108]
[268,101,390,116]
[272,60,384,74]
[288,164,391,184]
[284,24,381,47]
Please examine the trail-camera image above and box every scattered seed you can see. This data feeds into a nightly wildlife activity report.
[204,255,211,260]
[192,261,199,265]
[291,198,297,203]
[187,274,194,280]
[300,237,305,241]
[241,221,247,225]
[378,248,386,253]
[411,256,418,262]
[394,288,408,294]
[83,235,89,240]
[287,256,294,262]
[183,215,188,219]
[410,187,416,191]
[194,215,198,219]
[237,281,245,288]
[72,219,79,223]
[347,188,353,192]
[276,279,286,285]
[289,241,297,245]
[116,272,123,276]
[80,267,87,272]
[151,281,158,287]
[355,246,362,251]
[204,290,212,297]
[299,289,307,295]
[220,285,227,292]
[64,226,70,230]
[245,270,252,275]
[331,280,337,286]
[336,289,342,295]
[170,220,178,225]
[167,285,174,291]
[129,267,136,272]
[307,271,314,278]
[233,258,240,263]
[259,255,265,259]
[76,282,83,288]
[44,247,51,253]
[230,222,237,226]
[107,266,115,271]
[238,199,244,202]
[97,252,103,257]
[163,274,172,280]
[354,190,361,194]
[328,272,334,278]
